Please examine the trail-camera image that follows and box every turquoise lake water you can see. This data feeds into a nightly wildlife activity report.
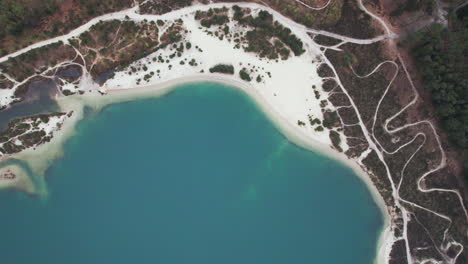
[0,82,383,264]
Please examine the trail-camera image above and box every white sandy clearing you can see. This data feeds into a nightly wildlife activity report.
[0,88,17,109]
[37,115,68,134]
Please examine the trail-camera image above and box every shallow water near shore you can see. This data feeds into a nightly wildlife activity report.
[0,79,59,130]
[0,82,383,264]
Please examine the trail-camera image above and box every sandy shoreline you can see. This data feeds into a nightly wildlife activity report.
[111,74,390,211]
[0,73,392,263]
[91,74,393,264]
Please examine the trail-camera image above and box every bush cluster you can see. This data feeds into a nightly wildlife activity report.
[239,69,251,81]
[233,8,305,58]
[209,64,234,74]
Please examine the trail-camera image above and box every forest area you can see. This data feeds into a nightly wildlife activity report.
[406,11,468,180]
[0,0,132,56]
[0,0,58,38]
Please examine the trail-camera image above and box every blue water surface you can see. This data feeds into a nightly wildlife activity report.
[0,82,383,264]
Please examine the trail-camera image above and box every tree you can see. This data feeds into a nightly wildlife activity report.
[0,1,27,36]
[239,69,251,81]
[408,16,468,179]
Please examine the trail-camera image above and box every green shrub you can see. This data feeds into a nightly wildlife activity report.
[209,64,234,74]
[200,14,229,28]
[239,69,251,81]
[329,131,342,152]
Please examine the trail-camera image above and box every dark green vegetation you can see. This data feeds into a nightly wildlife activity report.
[389,0,434,16]
[217,0,382,39]
[200,15,229,28]
[0,0,133,56]
[322,111,340,129]
[139,0,193,15]
[239,69,251,81]
[192,6,303,60]
[195,8,230,28]
[342,50,358,67]
[209,64,234,74]
[0,0,58,38]
[0,112,66,156]
[329,130,342,152]
[0,41,76,82]
[0,19,162,88]
[233,0,344,28]
[233,7,304,58]
[0,17,190,98]
[1,0,379,57]
[73,19,160,77]
[405,16,468,177]
[457,4,468,21]
[320,0,382,39]
[308,115,321,126]
[192,6,304,59]
[217,0,380,39]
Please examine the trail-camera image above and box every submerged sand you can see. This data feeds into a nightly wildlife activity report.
[0,74,390,263]
[0,164,35,194]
